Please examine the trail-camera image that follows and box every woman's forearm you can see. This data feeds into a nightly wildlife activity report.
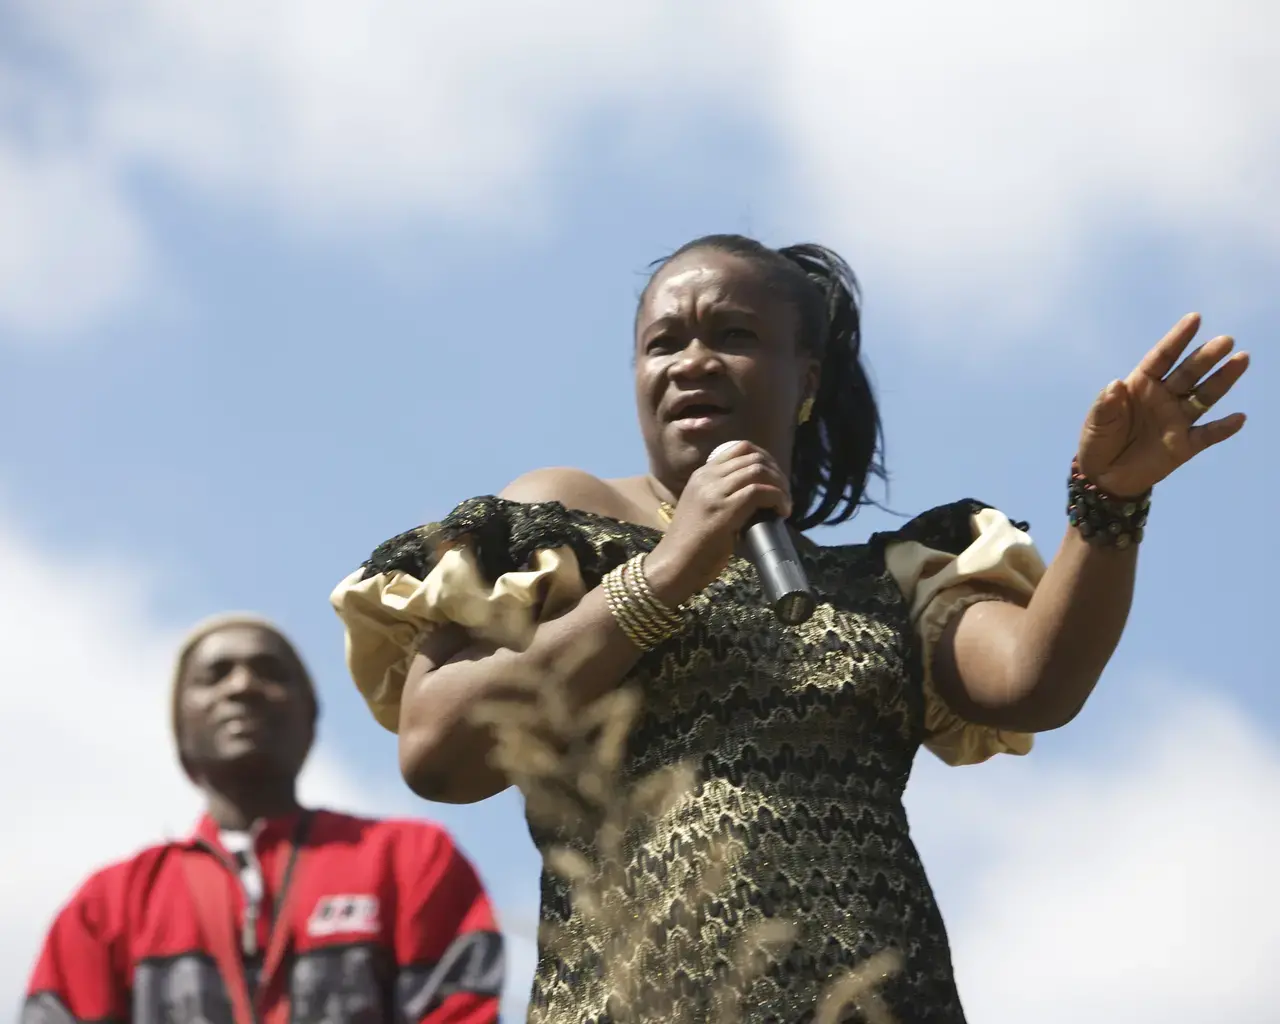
[1013,525,1137,722]
[398,551,692,803]
[398,587,645,802]
[940,526,1138,731]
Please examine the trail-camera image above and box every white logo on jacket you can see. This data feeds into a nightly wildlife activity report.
[306,895,380,937]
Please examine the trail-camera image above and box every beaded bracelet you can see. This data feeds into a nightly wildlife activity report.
[1066,456,1151,549]
[602,553,685,651]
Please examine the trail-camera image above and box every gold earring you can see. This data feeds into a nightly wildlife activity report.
[797,397,815,425]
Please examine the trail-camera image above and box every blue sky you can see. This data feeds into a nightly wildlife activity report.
[2,3,1277,1021]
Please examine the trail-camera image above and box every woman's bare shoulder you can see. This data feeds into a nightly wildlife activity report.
[499,467,633,520]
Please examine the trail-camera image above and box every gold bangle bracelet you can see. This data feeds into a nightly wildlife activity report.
[623,555,683,631]
[602,557,685,651]
[603,566,662,650]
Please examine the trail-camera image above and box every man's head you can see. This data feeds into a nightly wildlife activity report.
[172,614,317,789]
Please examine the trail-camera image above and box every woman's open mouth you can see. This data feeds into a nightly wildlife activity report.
[667,394,733,432]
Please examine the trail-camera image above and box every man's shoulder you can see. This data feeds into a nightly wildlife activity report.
[94,837,186,878]
[312,811,486,895]
[312,809,459,855]
[52,838,185,916]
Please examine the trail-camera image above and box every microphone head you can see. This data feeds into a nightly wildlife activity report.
[707,440,746,464]
[775,589,817,626]
[763,554,816,624]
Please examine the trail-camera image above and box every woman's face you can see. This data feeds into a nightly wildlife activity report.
[635,249,818,492]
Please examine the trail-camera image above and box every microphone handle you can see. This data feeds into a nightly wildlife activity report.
[742,512,817,625]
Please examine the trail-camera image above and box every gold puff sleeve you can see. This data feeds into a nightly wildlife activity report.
[883,505,1047,766]
[329,498,588,733]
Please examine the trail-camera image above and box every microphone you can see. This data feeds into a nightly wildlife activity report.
[709,443,817,625]
[743,511,816,625]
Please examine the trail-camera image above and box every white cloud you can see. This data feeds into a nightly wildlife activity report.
[0,141,150,344]
[0,0,757,338]
[0,509,536,1017]
[30,1,735,225]
[5,1,1277,342]
[761,0,1280,334]
[906,688,1280,1022]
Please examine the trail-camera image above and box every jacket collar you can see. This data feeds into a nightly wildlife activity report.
[186,808,313,854]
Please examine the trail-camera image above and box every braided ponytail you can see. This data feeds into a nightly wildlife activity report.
[776,243,885,529]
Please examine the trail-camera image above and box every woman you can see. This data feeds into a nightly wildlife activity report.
[331,235,1247,1022]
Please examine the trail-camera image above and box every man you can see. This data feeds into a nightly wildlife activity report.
[22,613,504,1024]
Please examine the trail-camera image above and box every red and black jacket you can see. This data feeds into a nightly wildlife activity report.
[22,809,503,1024]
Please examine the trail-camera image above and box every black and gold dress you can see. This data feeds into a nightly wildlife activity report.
[331,496,1046,1023]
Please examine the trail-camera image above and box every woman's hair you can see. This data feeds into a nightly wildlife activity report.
[642,234,886,530]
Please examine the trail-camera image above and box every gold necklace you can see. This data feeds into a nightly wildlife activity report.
[657,501,675,525]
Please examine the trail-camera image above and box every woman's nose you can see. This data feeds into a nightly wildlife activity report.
[669,338,724,380]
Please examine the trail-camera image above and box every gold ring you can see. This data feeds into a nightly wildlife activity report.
[1184,391,1211,417]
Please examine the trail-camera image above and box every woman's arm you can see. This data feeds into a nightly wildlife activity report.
[398,468,659,803]
[931,527,1135,733]
[932,313,1247,734]
[399,578,657,804]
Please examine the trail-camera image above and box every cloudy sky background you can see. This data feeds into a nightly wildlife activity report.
[2,2,1277,1020]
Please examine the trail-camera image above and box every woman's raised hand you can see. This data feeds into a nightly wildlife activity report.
[1077,313,1249,498]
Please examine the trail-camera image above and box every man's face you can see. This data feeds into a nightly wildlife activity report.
[177,625,314,782]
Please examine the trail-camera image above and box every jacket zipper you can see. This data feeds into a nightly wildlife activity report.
[241,885,260,959]
[195,839,262,1023]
